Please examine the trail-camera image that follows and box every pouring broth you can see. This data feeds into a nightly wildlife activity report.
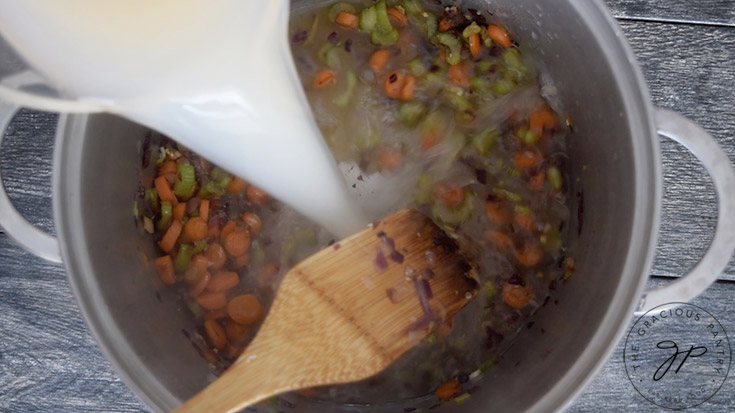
[135,0,574,407]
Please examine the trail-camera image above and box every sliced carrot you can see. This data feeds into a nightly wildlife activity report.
[512,150,543,170]
[258,262,280,287]
[241,212,262,236]
[206,271,239,293]
[378,147,403,171]
[173,202,187,221]
[468,32,481,56]
[436,379,462,400]
[421,131,441,151]
[335,11,359,28]
[227,294,264,325]
[485,201,510,225]
[514,242,543,267]
[184,217,208,242]
[158,160,178,177]
[369,49,390,75]
[383,71,406,99]
[199,199,210,222]
[154,175,178,205]
[400,75,416,101]
[387,7,407,26]
[226,177,247,193]
[434,183,464,207]
[529,107,557,137]
[191,254,209,276]
[487,24,513,48]
[203,318,227,350]
[159,220,182,252]
[196,291,227,311]
[438,18,453,32]
[232,253,251,269]
[502,281,532,309]
[220,220,238,243]
[485,231,513,252]
[449,63,470,89]
[529,170,545,190]
[154,255,175,285]
[224,228,251,257]
[246,185,272,205]
[188,271,211,297]
[205,242,227,271]
[225,319,250,345]
[514,213,537,233]
[314,69,336,89]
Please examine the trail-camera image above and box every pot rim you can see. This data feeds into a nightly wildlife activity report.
[51,1,661,411]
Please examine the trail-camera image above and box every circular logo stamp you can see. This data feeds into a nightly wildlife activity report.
[624,303,731,410]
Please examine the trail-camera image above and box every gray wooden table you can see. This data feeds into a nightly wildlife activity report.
[1,1,734,411]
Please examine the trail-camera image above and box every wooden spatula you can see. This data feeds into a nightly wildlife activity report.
[176,208,479,412]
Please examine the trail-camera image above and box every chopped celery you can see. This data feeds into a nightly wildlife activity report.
[407,57,427,77]
[198,179,225,198]
[210,167,232,189]
[479,356,497,372]
[158,201,172,230]
[542,226,562,252]
[475,60,494,73]
[418,13,438,38]
[445,85,472,111]
[333,71,357,107]
[252,246,266,264]
[493,187,522,203]
[415,173,433,205]
[435,33,462,65]
[402,0,423,15]
[359,6,377,31]
[398,101,427,126]
[304,15,320,45]
[174,244,193,273]
[470,77,492,94]
[547,166,563,190]
[462,22,482,38]
[328,2,357,22]
[484,281,497,297]
[173,162,196,197]
[455,110,474,123]
[185,299,203,319]
[502,49,527,80]
[432,190,475,227]
[454,393,471,403]
[145,188,159,211]
[192,241,208,254]
[371,28,399,45]
[516,125,538,144]
[471,129,498,156]
[325,47,342,70]
[143,216,154,234]
[318,42,334,63]
[282,236,297,257]
[514,204,533,215]
[374,0,393,33]
[479,27,494,47]
[355,129,380,150]
[132,200,139,218]
[506,168,520,177]
[491,78,515,95]
[295,228,318,246]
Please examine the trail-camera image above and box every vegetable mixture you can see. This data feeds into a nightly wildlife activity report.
[135,0,574,408]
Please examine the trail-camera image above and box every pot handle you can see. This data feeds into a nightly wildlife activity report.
[0,99,62,263]
[638,108,735,311]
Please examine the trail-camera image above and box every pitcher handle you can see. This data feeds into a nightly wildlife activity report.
[638,108,735,311]
[0,99,61,262]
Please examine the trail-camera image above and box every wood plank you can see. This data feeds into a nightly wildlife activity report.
[605,0,735,26]
[617,21,735,280]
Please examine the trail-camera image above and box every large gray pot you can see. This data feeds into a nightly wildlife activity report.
[1,0,735,411]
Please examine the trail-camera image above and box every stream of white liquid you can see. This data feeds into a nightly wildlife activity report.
[0,0,367,238]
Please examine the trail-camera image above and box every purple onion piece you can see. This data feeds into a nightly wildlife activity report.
[508,273,525,286]
[390,250,404,263]
[327,31,338,43]
[381,235,396,250]
[406,314,439,333]
[186,197,201,214]
[404,265,416,279]
[291,30,308,43]
[414,277,435,318]
[424,250,436,266]
[333,243,341,251]
[374,251,388,272]
[421,268,435,280]
[386,288,400,304]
